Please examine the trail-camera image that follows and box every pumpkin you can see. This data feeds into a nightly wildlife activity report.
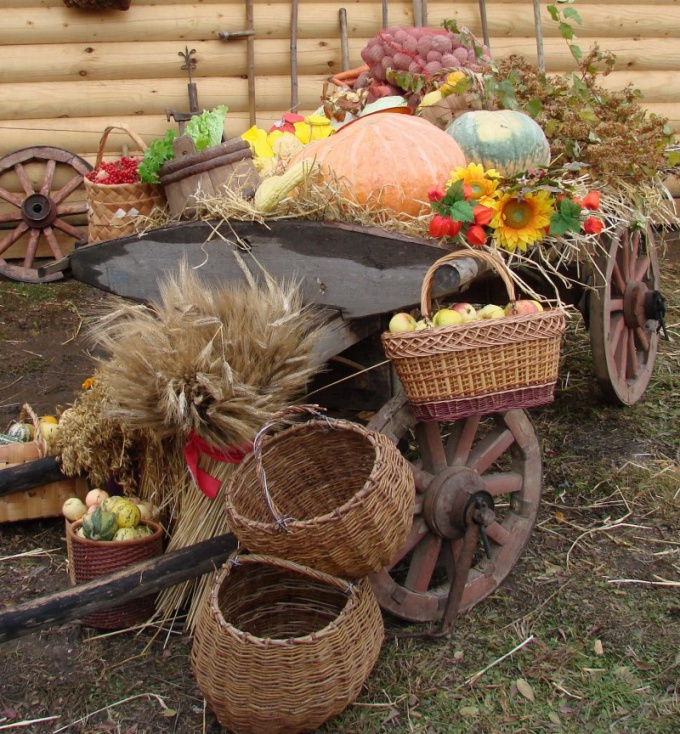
[445,110,551,177]
[81,507,118,541]
[288,113,467,218]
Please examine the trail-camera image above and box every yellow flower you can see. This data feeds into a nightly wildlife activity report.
[241,125,275,158]
[446,162,500,206]
[491,189,554,252]
[294,114,333,144]
[81,377,96,390]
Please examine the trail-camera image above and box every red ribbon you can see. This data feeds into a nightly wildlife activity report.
[184,431,253,499]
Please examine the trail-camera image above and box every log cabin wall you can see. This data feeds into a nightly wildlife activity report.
[1,0,678,257]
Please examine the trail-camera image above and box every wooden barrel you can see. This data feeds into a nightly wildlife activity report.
[159,136,261,218]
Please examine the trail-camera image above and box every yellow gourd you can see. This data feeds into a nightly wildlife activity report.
[253,160,314,213]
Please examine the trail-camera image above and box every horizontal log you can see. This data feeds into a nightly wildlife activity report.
[0,531,239,643]
[0,38,366,84]
[0,456,66,497]
[3,35,680,86]
[2,70,677,125]
[3,5,680,47]
[0,76,329,122]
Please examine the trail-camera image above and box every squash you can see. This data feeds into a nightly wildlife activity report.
[81,507,118,541]
[446,110,551,177]
[288,113,467,218]
[254,159,314,213]
[113,502,141,529]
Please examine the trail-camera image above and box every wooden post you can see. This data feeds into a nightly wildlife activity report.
[290,0,299,111]
[413,0,423,27]
[533,0,546,73]
[339,8,350,72]
[382,0,389,29]
[479,0,490,49]
[246,0,256,126]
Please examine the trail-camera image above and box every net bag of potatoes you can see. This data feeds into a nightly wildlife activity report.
[224,405,415,579]
[381,249,567,422]
[191,554,385,734]
[84,123,165,243]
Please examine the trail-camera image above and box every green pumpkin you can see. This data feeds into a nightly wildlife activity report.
[446,110,551,177]
[81,507,118,541]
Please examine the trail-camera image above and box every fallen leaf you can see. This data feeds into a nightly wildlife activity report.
[383,708,400,724]
[516,678,535,702]
[459,705,479,718]
[548,711,561,725]
[594,639,604,655]
[554,511,567,523]
[161,709,177,718]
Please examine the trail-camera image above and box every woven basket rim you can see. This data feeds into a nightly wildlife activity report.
[225,418,394,529]
[68,518,163,546]
[209,555,358,646]
[382,307,566,346]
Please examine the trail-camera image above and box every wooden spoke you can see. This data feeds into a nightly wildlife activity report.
[369,398,542,624]
[590,224,660,405]
[0,146,91,283]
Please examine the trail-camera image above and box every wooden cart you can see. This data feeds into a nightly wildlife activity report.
[0,212,668,641]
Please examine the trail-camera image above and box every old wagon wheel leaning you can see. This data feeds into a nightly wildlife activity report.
[589,223,664,406]
[368,395,542,624]
[0,147,92,283]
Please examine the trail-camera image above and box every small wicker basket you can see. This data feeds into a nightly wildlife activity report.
[0,405,88,523]
[191,554,385,734]
[381,249,567,422]
[224,406,415,579]
[66,519,164,629]
[84,123,165,243]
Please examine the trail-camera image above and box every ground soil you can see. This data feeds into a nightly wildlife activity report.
[0,237,678,733]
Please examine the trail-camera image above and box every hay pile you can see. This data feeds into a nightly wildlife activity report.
[58,258,332,628]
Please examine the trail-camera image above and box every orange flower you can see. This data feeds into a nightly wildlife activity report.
[584,216,603,235]
[466,225,488,247]
[583,191,601,210]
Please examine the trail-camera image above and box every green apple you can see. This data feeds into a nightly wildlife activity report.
[451,302,478,322]
[388,312,417,333]
[432,308,465,327]
[478,304,505,319]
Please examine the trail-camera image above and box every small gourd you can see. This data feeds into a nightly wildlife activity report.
[81,507,118,541]
[113,527,141,542]
[446,109,551,177]
[114,502,141,529]
[254,160,314,213]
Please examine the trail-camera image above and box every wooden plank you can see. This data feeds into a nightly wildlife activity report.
[0,532,239,643]
[67,220,479,318]
[4,4,680,47]
[0,456,66,498]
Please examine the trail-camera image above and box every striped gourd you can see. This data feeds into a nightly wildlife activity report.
[446,110,551,177]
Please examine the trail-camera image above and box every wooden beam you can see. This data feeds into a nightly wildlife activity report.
[0,532,239,643]
[0,456,66,498]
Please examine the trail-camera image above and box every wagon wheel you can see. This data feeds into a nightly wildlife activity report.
[0,146,92,283]
[368,395,542,624]
[589,224,663,406]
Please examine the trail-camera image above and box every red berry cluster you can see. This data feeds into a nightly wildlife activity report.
[85,157,140,185]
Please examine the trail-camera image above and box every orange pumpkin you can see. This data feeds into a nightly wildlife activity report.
[289,113,467,218]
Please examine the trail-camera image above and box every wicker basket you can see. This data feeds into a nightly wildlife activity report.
[224,406,415,579]
[63,0,131,9]
[66,519,164,629]
[84,123,165,243]
[381,249,567,422]
[1,405,88,523]
[191,554,385,734]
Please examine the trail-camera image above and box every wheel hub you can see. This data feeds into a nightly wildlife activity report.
[422,466,489,539]
[21,193,57,228]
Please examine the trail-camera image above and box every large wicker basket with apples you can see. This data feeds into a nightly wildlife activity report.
[381,249,567,421]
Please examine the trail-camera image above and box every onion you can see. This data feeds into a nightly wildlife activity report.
[85,488,110,507]
[62,497,87,522]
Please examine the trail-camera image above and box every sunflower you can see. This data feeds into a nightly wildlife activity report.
[491,189,555,252]
[446,162,500,207]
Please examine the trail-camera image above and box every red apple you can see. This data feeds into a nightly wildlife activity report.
[450,302,478,322]
[504,300,541,317]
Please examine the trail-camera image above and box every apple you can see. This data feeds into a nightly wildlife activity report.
[432,308,465,327]
[504,300,542,317]
[450,302,478,322]
[477,304,505,319]
[415,319,432,330]
[388,312,417,333]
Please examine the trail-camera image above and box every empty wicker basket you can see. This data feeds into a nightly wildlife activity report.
[224,406,415,579]
[191,554,385,734]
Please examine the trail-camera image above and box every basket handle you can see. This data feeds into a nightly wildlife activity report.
[221,553,357,595]
[252,404,338,529]
[19,403,47,458]
[94,122,150,169]
[420,248,517,320]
